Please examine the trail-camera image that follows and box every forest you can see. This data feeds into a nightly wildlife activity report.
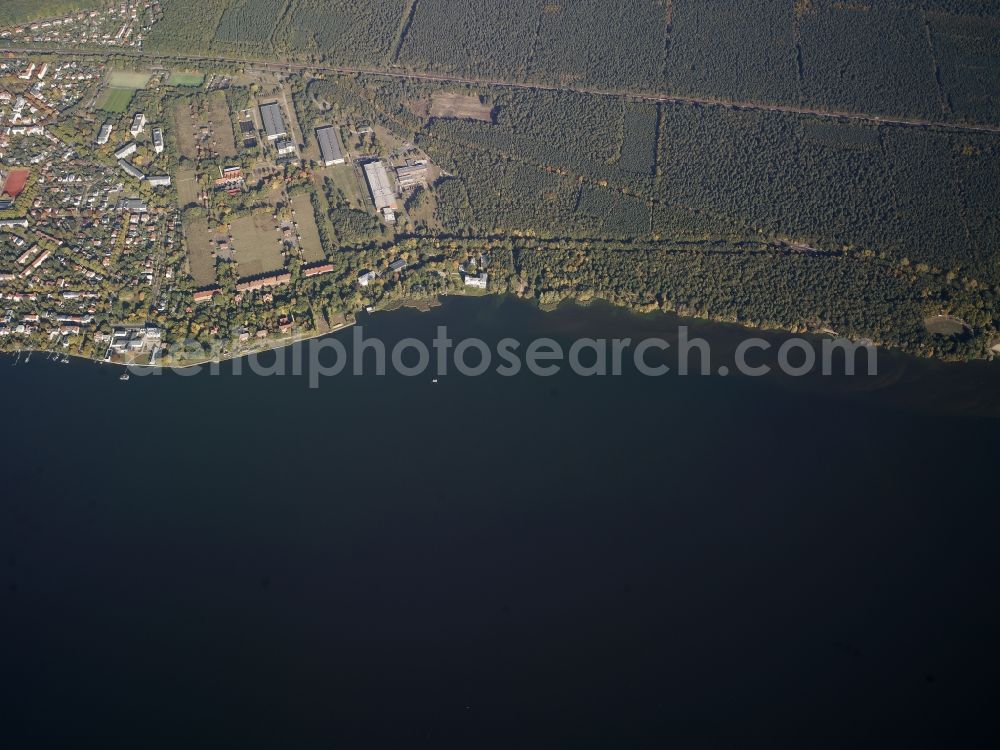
[394,0,539,79]
[514,239,996,360]
[525,0,669,91]
[272,0,408,67]
[402,80,998,289]
[798,1,942,120]
[147,0,407,65]
[133,1,1000,127]
[655,103,1000,284]
[930,11,1000,124]
[213,0,286,52]
[420,88,656,195]
[667,0,799,105]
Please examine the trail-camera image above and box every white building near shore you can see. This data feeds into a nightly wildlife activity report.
[465,273,488,290]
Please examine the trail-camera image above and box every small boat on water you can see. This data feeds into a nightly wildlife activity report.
[120,372,130,381]
[61,355,69,364]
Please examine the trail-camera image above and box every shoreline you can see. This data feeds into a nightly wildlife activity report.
[3,291,997,370]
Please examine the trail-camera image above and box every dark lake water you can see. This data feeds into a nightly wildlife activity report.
[3,295,999,747]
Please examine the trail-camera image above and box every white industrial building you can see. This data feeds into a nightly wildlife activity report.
[364,161,397,223]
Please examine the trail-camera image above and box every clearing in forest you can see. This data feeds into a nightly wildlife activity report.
[429,93,495,122]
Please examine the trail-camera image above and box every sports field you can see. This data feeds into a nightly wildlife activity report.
[108,71,152,88]
[171,71,205,87]
[1,168,31,199]
[97,88,136,113]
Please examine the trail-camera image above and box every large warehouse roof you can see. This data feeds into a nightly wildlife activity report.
[315,126,344,165]
[364,161,397,212]
[259,102,287,140]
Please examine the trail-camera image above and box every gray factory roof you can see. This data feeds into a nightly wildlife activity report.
[259,102,287,139]
[315,126,344,165]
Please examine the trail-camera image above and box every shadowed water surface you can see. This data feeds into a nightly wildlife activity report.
[2,296,999,746]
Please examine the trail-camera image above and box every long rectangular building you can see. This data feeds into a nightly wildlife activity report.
[303,263,335,278]
[364,161,397,220]
[396,162,429,190]
[236,271,292,293]
[118,159,145,180]
[259,102,287,141]
[114,141,137,159]
[315,126,344,166]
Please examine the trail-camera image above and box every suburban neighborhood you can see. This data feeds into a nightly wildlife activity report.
[0,40,484,366]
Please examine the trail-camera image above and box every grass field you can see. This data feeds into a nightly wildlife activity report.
[429,93,495,122]
[291,193,325,263]
[97,88,136,113]
[925,315,971,336]
[171,71,205,87]
[172,99,199,159]
[183,216,218,286]
[206,91,238,158]
[0,0,89,25]
[108,71,152,89]
[230,212,284,278]
[171,92,237,159]
[175,167,199,208]
[326,162,367,210]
